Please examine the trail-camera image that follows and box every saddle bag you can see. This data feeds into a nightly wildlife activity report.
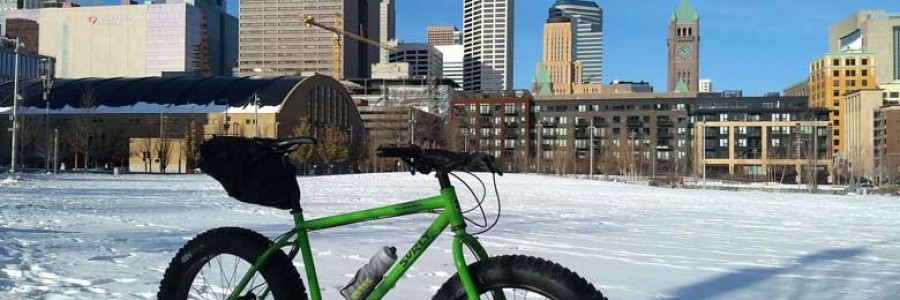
[199,136,300,210]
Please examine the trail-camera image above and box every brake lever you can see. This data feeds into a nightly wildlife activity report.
[481,155,503,176]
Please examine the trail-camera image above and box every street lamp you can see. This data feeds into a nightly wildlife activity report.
[40,58,54,172]
[536,123,543,174]
[408,106,415,145]
[253,92,260,137]
[5,37,24,175]
[589,118,595,179]
[702,120,707,189]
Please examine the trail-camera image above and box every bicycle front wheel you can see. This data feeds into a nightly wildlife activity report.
[433,255,606,300]
[157,227,306,300]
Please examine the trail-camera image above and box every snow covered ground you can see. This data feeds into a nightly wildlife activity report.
[1,173,899,300]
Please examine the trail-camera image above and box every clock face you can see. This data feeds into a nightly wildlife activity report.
[678,45,693,60]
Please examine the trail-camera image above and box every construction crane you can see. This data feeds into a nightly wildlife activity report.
[301,14,396,80]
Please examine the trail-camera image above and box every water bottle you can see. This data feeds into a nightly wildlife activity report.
[340,246,397,300]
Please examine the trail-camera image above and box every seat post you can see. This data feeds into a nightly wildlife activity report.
[436,171,453,189]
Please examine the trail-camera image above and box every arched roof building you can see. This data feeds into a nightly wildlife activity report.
[0,75,364,171]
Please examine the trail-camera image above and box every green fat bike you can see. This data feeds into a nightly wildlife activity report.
[157,136,606,300]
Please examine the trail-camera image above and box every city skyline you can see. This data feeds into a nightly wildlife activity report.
[226,0,897,95]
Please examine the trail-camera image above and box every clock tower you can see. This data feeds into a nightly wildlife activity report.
[667,0,699,92]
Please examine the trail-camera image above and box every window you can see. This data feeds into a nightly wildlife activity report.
[861,58,869,66]
[738,139,748,147]
[772,139,781,147]
[719,139,728,147]
[834,90,840,96]
[719,114,728,121]
[862,69,868,76]
[833,70,840,77]
[833,59,840,66]
[895,26,900,80]
[833,80,840,87]
[738,127,748,135]
[719,127,728,135]
[891,92,900,98]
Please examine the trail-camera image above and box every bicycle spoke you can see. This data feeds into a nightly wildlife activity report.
[186,254,272,300]
[479,288,550,300]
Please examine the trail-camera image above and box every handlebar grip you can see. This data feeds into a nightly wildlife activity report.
[376,144,423,159]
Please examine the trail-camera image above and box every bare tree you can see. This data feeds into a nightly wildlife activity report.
[183,116,203,173]
[129,137,154,173]
[156,114,174,173]
[289,118,317,174]
[67,87,97,170]
[96,126,126,168]
[318,125,349,174]
[548,145,574,175]
[616,134,636,177]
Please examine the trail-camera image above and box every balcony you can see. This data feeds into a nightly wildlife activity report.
[479,110,492,116]
[657,132,673,138]
[504,131,518,138]
[504,122,519,128]
[594,121,610,128]
[540,121,558,128]
[505,109,518,116]
[574,119,590,127]
[627,120,644,128]
[657,120,674,127]
[574,131,590,139]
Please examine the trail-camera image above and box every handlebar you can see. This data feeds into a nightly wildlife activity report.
[375,144,503,176]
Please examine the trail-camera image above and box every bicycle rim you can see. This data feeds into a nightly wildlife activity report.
[479,286,557,300]
[186,254,272,300]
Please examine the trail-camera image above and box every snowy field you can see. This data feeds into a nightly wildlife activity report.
[1,173,899,300]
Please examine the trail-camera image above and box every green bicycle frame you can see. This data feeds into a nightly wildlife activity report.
[227,186,495,300]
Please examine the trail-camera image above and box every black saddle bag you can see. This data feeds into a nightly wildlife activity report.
[199,136,300,210]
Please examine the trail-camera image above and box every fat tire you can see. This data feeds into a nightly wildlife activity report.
[433,255,606,300]
[157,227,307,300]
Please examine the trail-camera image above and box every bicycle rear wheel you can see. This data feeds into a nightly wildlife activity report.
[433,255,606,300]
[157,227,306,300]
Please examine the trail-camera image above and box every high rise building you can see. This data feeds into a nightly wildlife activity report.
[238,0,380,78]
[429,25,463,88]
[379,0,395,62]
[699,78,712,92]
[435,44,463,88]
[463,0,513,92]
[809,52,877,155]
[548,0,602,83]
[4,3,227,78]
[532,15,599,95]
[667,0,700,92]
[157,0,238,75]
[389,43,443,79]
[829,10,900,84]
[427,25,459,46]
[537,16,576,95]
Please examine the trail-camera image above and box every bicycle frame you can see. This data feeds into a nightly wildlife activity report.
[227,184,493,300]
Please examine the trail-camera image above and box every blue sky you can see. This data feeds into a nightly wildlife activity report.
[225,0,900,96]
